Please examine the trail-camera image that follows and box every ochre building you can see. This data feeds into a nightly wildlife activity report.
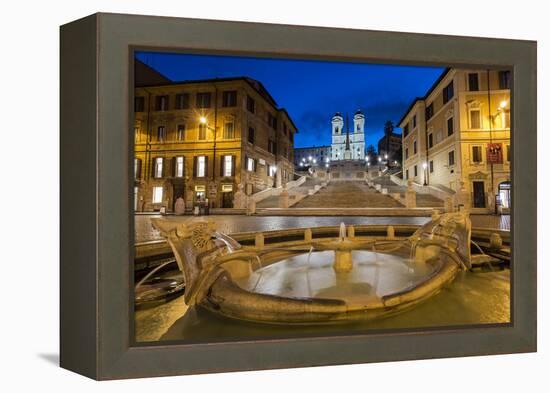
[398,68,511,213]
[134,76,297,212]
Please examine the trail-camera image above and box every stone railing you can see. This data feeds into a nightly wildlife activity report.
[251,175,307,203]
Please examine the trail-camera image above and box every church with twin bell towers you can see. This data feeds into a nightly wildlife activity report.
[331,110,365,161]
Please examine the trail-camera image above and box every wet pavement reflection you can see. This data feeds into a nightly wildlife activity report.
[135,269,510,343]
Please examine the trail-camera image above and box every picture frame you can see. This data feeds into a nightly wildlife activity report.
[60,12,536,380]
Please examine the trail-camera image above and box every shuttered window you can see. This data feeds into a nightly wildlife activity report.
[472,146,483,163]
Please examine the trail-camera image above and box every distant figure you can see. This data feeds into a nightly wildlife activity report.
[174,196,185,215]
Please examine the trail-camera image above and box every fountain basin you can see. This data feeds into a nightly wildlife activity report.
[151,212,473,325]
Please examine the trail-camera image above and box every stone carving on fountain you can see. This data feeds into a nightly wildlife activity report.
[152,212,480,324]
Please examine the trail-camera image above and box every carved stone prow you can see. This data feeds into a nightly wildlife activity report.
[151,218,241,305]
[410,211,473,269]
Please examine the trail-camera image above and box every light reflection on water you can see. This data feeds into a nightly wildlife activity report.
[135,268,510,343]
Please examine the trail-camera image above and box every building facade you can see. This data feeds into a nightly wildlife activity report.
[294,146,332,168]
[134,76,297,212]
[398,68,511,212]
[331,110,365,161]
[377,132,402,162]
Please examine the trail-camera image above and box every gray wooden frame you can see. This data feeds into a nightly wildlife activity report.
[60,13,537,380]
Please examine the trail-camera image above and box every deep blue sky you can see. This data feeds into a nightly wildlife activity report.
[136,51,444,149]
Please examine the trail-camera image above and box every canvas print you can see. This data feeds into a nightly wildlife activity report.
[132,52,511,343]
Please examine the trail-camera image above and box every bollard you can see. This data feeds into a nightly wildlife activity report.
[255,233,265,248]
[347,225,355,238]
[304,228,313,242]
[386,225,395,239]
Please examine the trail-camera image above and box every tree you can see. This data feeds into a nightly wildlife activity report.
[384,120,394,136]
[366,144,377,157]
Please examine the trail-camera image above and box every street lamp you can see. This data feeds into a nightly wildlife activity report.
[422,162,428,186]
[199,116,207,124]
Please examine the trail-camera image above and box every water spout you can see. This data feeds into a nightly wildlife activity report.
[339,222,346,241]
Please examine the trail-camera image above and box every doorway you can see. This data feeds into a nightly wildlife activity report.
[498,181,511,211]
[222,191,234,208]
[472,181,486,208]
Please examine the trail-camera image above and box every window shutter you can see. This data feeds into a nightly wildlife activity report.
[151,157,157,178]
[244,155,248,170]
[220,155,225,177]
[161,157,166,178]
[254,158,257,172]
[231,155,236,176]
[136,158,142,179]
[193,156,197,178]
[204,156,209,177]
[171,157,177,177]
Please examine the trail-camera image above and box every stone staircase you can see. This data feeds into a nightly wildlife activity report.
[293,181,403,208]
[370,174,445,208]
[256,177,324,208]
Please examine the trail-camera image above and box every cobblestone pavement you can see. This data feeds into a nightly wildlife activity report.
[135,213,510,243]
[293,181,403,208]
[470,214,511,230]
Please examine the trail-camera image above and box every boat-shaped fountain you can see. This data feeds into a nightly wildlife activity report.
[151,212,478,324]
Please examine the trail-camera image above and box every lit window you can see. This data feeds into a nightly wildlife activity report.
[223,156,232,177]
[197,156,206,177]
[269,165,277,177]
[152,187,163,203]
[154,157,163,178]
[175,157,184,177]
[247,157,255,172]
[157,126,166,142]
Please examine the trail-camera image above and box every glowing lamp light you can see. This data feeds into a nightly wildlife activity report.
[308,156,312,161]
[312,159,317,164]
[499,100,508,109]
[422,162,428,169]
[384,154,388,159]
[199,116,207,124]
[378,156,382,162]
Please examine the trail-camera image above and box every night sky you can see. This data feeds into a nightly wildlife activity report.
[136,51,444,149]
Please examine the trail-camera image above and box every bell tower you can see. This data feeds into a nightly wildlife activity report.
[331,112,344,160]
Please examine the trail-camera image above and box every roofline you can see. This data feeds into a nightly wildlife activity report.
[396,67,451,126]
[294,145,332,150]
[135,75,298,133]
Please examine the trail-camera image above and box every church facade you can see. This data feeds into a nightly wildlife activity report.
[331,110,365,161]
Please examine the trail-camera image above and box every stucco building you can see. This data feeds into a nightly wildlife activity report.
[134,73,297,212]
[398,68,511,213]
[294,146,332,168]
